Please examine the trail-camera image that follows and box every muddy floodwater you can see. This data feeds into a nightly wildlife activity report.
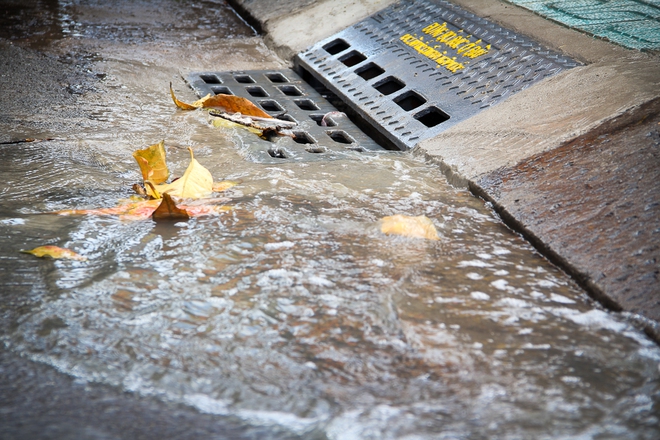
[1,1,659,439]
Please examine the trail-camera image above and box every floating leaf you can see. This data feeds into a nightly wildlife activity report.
[152,193,190,221]
[380,215,439,240]
[146,147,213,199]
[170,82,273,118]
[56,197,227,221]
[133,140,169,185]
[21,245,87,261]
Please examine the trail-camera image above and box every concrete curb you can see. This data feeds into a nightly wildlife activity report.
[227,0,660,331]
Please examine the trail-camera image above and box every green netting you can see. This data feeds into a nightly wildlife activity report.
[506,0,660,50]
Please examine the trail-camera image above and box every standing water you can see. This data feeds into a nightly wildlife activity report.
[0,1,659,438]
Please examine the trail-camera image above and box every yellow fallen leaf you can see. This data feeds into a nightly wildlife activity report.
[211,115,264,136]
[146,147,213,199]
[133,140,169,185]
[21,245,87,261]
[380,215,439,240]
[170,82,273,118]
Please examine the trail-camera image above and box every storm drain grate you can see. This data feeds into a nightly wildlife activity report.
[295,0,579,150]
[186,69,388,163]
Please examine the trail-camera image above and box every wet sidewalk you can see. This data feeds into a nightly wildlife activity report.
[229,0,660,333]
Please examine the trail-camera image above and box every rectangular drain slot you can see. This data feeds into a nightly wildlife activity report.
[186,69,388,163]
[295,0,579,150]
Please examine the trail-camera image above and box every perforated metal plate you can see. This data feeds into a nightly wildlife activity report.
[186,69,389,163]
[295,0,579,150]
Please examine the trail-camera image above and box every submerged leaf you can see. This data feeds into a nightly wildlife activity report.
[56,199,161,220]
[21,245,87,261]
[146,148,213,199]
[170,82,273,118]
[380,215,439,240]
[212,180,239,192]
[152,193,190,221]
[133,140,169,185]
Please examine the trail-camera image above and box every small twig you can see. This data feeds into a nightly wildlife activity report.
[0,138,58,145]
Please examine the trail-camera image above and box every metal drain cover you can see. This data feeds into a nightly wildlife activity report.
[186,69,388,163]
[295,0,579,150]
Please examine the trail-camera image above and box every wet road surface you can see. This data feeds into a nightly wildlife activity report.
[1,1,659,439]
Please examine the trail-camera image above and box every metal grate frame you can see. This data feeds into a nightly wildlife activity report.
[186,69,389,163]
[295,0,580,150]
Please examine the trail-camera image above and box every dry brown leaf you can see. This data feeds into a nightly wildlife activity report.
[170,82,273,118]
[380,215,439,240]
[133,140,169,185]
[21,245,87,261]
[152,193,190,221]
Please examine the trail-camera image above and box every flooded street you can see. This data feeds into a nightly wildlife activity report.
[1,1,659,438]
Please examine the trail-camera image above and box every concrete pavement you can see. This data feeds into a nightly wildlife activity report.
[227,0,660,336]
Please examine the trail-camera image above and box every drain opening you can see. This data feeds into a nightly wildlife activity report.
[292,131,316,144]
[277,114,297,123]
[294,99,320,111]
[323,39,350,55]
[310,114,337,127]
[246,86,268,97]
[278,85,303,96]
[339,51,367,67]
[268,148,287,158]
[200,74,221,84]
[373,76,405,96]
[414,106,450,127]
[260,100,284,112]
[265,72,289,83]
[356,62,385,81]
[327,130,355,144]
[212,86,233,95]
[234,74,255,84]
[394,91,426,111]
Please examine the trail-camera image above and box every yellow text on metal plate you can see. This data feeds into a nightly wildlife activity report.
[400,22,492,73]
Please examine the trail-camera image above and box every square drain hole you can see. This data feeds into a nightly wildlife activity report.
[414,106,450,127]
[327,130,355,144]
[292,131,316,144]
[234,74,255,84]
[323,39,350,55]
[265,72,289,83]
[310,114,337,127]
[277,114,297,123]
[294,99,320,111]
[394,91,426,111]
[200,74,221,84]
[212,86,232,95]
[268,148,287,159]
[373,76,405,96]
[306,146,327,154]
[278,85,303,96]
[260,100,284,112]
[246,86,269,97]
[339,50,367,67]
[356,62,385,81]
